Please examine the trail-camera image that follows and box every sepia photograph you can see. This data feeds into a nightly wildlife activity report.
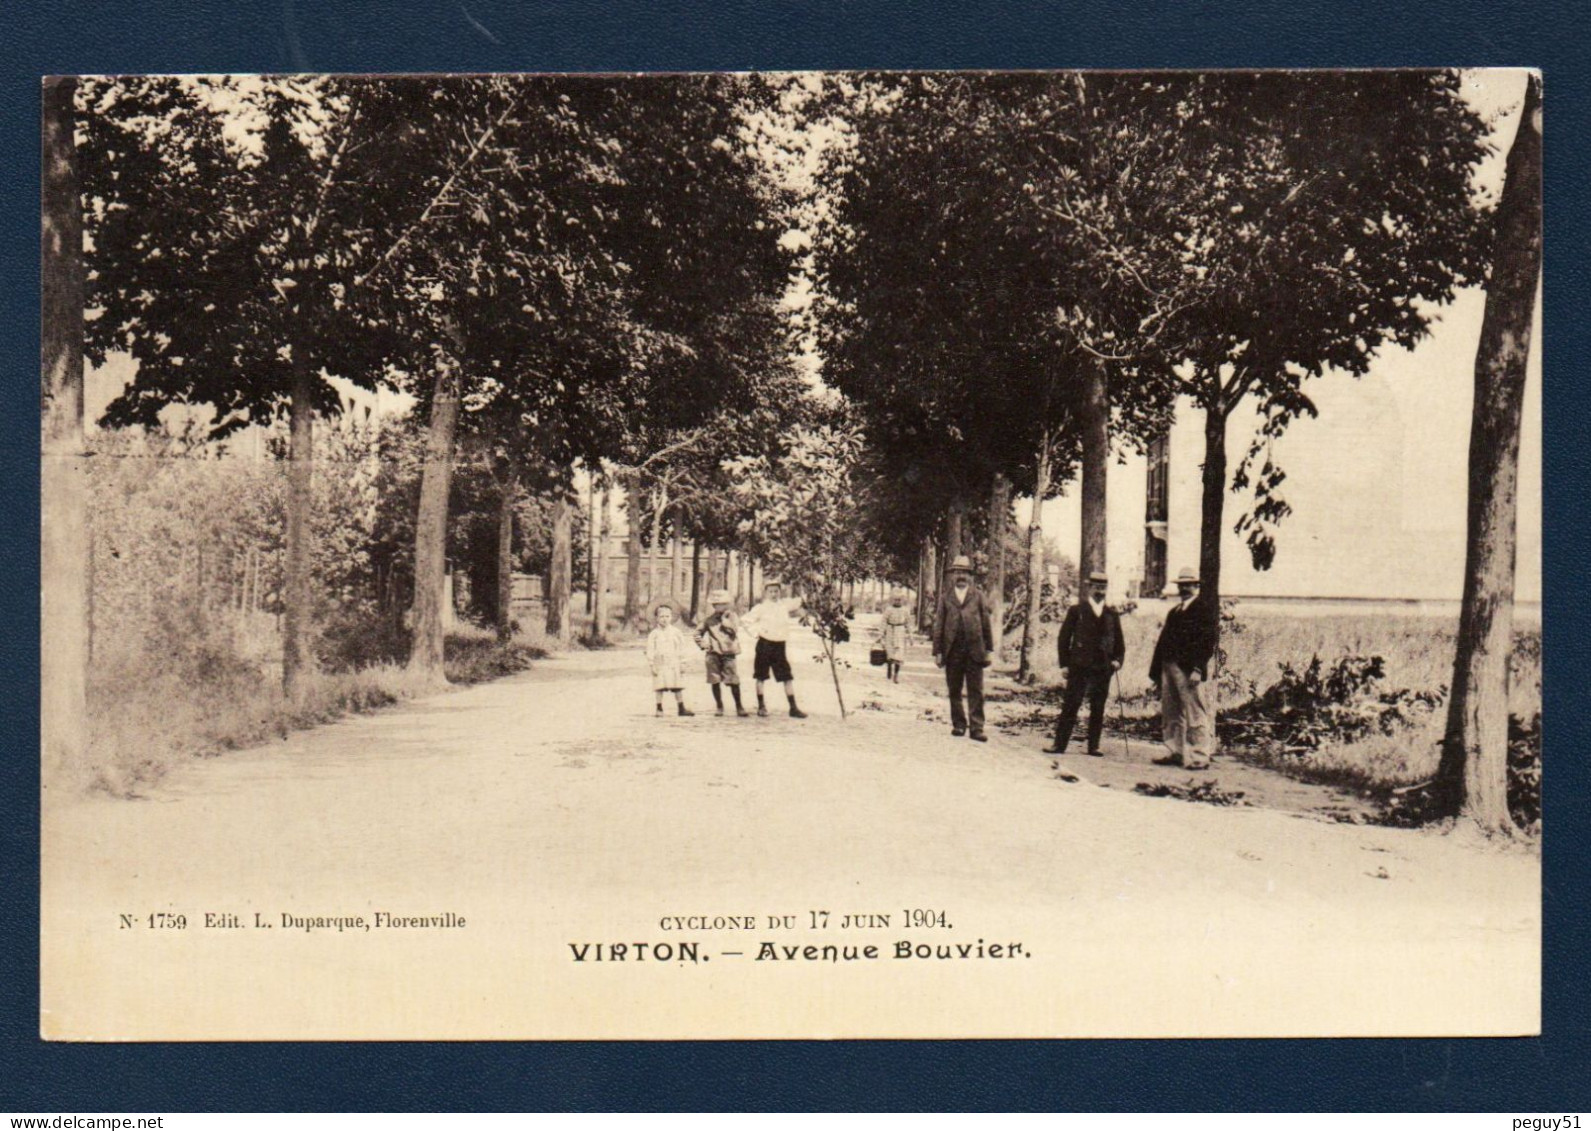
[40,67,1541,1040]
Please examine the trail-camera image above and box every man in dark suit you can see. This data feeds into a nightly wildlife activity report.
[1044,571,1125,757]
[1148,567,1218,769]
[931,555,995,742]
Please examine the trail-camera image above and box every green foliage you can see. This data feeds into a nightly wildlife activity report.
[728,423,874,617]
[808,72,1491,582]
[811,74,1100,552]
[998,533,1078,637]
[1133,780,1249,807]
[81,76,442,427]
[1506,713,1542,831]
[1221,653,1446,752]
[727,423,884,715]
[440,625,548,685]
[88,418,390,668]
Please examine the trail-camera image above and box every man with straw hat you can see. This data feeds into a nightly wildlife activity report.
[931,555,995,742]
[1148,567,1217,770]
[1044,571,1125,757]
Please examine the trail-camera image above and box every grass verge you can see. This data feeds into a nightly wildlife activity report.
[85,626,548,795]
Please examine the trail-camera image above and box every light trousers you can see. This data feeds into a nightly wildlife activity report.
[1161,661,1213,765]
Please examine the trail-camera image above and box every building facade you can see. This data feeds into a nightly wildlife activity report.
[1044,288,1542,609]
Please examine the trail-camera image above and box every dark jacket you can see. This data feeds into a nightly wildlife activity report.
[1057,601,1125,672]
[932,585,994,664]
[1148,597,1217,683]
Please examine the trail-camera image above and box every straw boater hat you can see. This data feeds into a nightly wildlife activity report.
[708,588,731,605]
[1175,567,1200,584]
[1087,571,1109,585]
[947,555,975,574]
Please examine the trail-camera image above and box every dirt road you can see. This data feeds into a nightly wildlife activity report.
[42,620,1539,1039]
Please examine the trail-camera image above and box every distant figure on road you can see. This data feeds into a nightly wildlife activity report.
[880,589,911,683]
[1045,571,1125,758]
[646,603,694,717]
[1148,567,1216,769]
[741,581,807,719]
[696,588,749,717]
[932,556,995,742]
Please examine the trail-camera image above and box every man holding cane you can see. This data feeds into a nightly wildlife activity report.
[1148,567,1217,770]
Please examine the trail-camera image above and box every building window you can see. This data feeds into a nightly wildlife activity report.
[1142,433,1169,596]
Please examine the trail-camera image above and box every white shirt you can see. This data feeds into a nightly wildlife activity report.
[1088,597,1106,616]
[743,597,799,643]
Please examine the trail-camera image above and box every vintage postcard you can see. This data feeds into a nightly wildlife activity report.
[40,68,1541,1039]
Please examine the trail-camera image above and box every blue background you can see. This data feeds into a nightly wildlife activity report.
[4,0,1588,1112]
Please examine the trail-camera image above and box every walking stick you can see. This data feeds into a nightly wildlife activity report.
[1113,669,1130,759]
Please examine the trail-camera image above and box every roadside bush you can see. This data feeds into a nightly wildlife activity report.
[443,623,548,684]
[80,422,571,792]
[1020,605,1541,820]
[317,600,407,672]
[1507,712,1542,831]
[87,627,542,794]
[1220,653,1444,752]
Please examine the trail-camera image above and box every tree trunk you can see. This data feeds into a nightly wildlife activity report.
[689,539,702,622]
[1436,73,1541,834]
[826,639,848,720]
[494,462,517,642]
[1080,358,1110,578]
[407,349,462,681]
[622,473,643,627]
[546,488,573,644]
[1019,438,1053,682]
[648,489,665,610]
[943,493,965,587]
[592,482,611,643]
[585,476,596,613]
[282,348,318,698]
[915,541,927,628]
[1198,398,1228,647]
[41,75,90,787]
[669,509,684,604]
[988,471,1010,648]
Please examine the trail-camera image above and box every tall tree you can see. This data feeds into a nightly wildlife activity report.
[1436,74,1542,834]
[82,76,451,696]
[545,487,575,642]
[1019,434,1056,682]
[986,471,1010,650]
[1052,72,1491,642]
[815,75,1130,676]
[387,76,636,672]
[408,325,464,677]
[592,480,613,642]
[593,76,798,627]
[42,76,90,787]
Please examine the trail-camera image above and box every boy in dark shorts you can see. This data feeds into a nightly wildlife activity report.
[696,588,749,717]
[741,581,806,718]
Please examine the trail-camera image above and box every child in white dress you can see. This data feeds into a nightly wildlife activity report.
[646,603,695,717]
